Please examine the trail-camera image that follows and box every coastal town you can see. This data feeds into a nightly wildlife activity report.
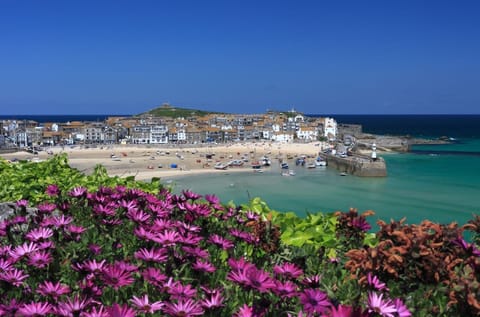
[0,105,428,178]
[1,105,345,148]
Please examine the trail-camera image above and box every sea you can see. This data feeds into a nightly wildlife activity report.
[2,114,479,226]
[168,115,480,227]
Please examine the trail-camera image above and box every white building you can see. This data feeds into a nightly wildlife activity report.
[296,126,318,141]
[324,117,338,141]
[271,132,294,143]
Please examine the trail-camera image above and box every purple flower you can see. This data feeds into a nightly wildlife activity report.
[56,295,92,316]
[192,259,216,273]
[130,294,164,314]
[299,289,330,314]
[141,267,167,288]
[208,234,234,250]
[152,229,180,246]
[182,189,202,200]
[88,244,102,255]
[36,280,71,299]
[16,199,29,207]
[273,262,304,279]
[367,292,397,317]
[273,280,298,298]
[367,272,388,291]
[17,302,52,316]
[201,292,225,309]
[25,227,53,242]
[101,264,135,290]
[163,299,205,316]
[352,216,372,232]
[45,184,60,196]
[69,186,88,198]
[37,202,57,214]
[134,247,168,263]
[27,250,53,268]
[453,236,480,257]
[205,194,220,205]
[107,303,136,317]
[393,298,412,317]
[0,268,29,286]
[168,281,198,300]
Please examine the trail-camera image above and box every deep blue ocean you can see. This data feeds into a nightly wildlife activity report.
[166,114,480,226]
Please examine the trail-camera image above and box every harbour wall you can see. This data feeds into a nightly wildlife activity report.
[318,153,387,177]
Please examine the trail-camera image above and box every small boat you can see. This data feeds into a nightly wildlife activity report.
[281,169,296,176]
[315,157,327,167]
[281,162,289,169]
[228,159,244,167]
[339,172,347,176]
[252,163,264,173]
[261,156,271,166]
[306,162,316,169]
[214,162,228,170]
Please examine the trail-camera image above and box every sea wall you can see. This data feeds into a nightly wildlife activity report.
[319,153,387,177]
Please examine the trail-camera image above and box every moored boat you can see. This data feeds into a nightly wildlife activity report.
[214,162,228,170]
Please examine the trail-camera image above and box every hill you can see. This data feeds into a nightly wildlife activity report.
[138,103,224,118]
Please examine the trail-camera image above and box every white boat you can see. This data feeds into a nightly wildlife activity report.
[282,169,296,176]
[252,163,264,173]
[214,162,228,170]
[228,159,244,167]
[260,156,271,166]
[306,162,316,169]
[339,172,347,176]
[315,157,327,167]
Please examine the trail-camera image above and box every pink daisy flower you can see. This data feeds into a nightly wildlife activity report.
[45,184,60,196]
[130,294,164,314]
[208,234,234,250]
[299,288,330,315]
[201,292,225,309]
[69,186,87,197]
[17,301,52,316]
[141,267,167,287]
[0,268,29,286]
[192,259,216,273]
[102,264,135,290]
[367,292,397,317]
[134,247,168,263]
[27,250,53,268]
[25,227,54,242]
[273,262,304,279]
[36,280,71,299]
[106,303,136,317]
[163,299,204,316]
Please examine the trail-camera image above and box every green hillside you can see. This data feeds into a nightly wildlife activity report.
[138,103,223,118]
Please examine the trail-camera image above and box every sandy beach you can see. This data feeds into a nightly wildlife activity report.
[0,142,329,181]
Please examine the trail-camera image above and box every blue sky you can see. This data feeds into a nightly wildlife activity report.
[1,0,479,115]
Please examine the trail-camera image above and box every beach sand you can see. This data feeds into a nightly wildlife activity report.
[1,142,328,181]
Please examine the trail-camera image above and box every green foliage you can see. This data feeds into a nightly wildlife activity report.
[139,103,224,118]
[245,197,340,258]
[0,154,162,204]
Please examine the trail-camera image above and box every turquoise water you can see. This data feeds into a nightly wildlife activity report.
[168,139,480,226]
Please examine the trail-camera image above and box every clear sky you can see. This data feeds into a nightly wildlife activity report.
[1,0,479,115]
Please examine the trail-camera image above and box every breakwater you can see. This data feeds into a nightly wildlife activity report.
[318,153,387,177]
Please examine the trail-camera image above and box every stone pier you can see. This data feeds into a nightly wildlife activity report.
[318,153,387,177]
